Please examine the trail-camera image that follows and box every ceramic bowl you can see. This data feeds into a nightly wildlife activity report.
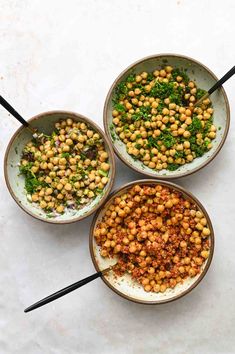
[4,111,115,224]
[90,179,214,304]
[103,54,230,179]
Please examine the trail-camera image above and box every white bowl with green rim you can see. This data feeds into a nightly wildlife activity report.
[89,179,214,304]
[4,111,116,224]
[103,54,230,179]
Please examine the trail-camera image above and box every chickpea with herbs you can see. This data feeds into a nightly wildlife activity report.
[111,66,217,171]
[19,118,110,215]
[94,184,211,293]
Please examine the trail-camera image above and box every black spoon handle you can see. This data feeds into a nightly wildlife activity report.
[208,66,235,95]
[0,95,29,127]
[24,270,105,313]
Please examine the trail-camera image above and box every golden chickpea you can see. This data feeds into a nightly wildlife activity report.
[162,107,169,115]
[62,145,70,152]
[185,117,192,125]
[183,131,191,139]
[100,152,108,161]
[144,284,151,292]
[66,118,73,126]
[201,250,209,259]
[32,194,39,202]
[159,69,166,77]
[47,201,55,209]
[208,132,216,139]
[160,284,167,292]
[153,70,159,77]
[195,237,202,245]
[135,75,142,83]
[31,166,39,174]
[129,245,137,253]
[44,195,52,202]
[196,223,203,231]
[59,158,66,165]
[148,161,156,169]
[46,150,54,158]
[101,177,108,185]
[196,211,203,218]
[180,240,187,248]
[100,162,110,171]
[40,200,47,209]
[45,188,53,196]
[202,227,210,236]
[189,268,196,277]
[56,205,64,213]
[44,176,52,184]
[185,109,192,117]
[59,135,65,142]
[78,135,85,143]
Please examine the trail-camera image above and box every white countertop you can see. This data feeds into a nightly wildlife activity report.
[0,0,235,353]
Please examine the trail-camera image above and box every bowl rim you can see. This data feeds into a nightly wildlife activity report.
[4,110,116,224]
[103,53,230,179]
[89,179,215,305]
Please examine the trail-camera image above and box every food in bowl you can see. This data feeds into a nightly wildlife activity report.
[94,183,211,293]
[111,65,216,171]
[19,118,110,215]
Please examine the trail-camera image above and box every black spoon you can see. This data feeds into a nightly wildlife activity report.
[195,65,235,106]
[0,95,36,134]
[24,266,112,313]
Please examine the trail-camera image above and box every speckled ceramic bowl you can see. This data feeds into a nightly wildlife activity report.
[103,54,230,179]
[90,180,214,304]
[4,111,115,224]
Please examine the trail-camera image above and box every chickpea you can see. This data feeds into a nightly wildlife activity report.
[180,241,187,248]
[100,162,110,171]
[32,194,39,202]
[202,227,210,236]
[144,285,151,292]
[56,205,64,213]
[40,200,47,209]
[31,166,39,174]
[45,188,53,196]
[201,250,209,259]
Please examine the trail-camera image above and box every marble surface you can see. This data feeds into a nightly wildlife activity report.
[0,0,235,353]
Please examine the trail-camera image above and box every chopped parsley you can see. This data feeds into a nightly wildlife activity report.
[188,117,202,134]
[61,152,70,158]
[114,103,125,112]
[167,163,180,171]
[19,163,41,194]
[95,188,104,195]
[147,136,159,149]
[196,88,207,99]
[159,131,176,148]
[109,124,116,141]
[171,68,189,84]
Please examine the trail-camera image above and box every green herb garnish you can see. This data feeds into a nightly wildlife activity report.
[188,117,202,134]
[196,88,207,99]
[159,131,176,148]
[114,103,126,112]
[167,163,180,171]
[171,68,189,84]
[61,152,70,158]
[98,169,108,177]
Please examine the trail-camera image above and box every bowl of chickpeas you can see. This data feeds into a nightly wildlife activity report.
[4,111,115,223]
[104,54,230,178]
[90,180,214,304]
